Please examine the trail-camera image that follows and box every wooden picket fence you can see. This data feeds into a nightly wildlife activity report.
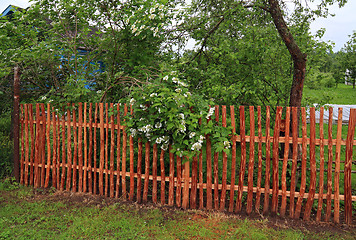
[18,103,356,224]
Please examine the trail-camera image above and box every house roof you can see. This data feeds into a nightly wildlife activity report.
[1,5,24,18]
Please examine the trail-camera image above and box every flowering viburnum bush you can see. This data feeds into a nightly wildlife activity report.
[122,72,232,159]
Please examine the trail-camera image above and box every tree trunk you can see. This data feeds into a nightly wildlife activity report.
[268,0,307,109]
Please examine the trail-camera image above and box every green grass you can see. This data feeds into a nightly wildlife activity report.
[0,181,354,240]
[303,84,356,105]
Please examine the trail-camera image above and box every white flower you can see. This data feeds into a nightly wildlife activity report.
[149,14,155,19]
[150,8,155,14]
[130,98,136,105]
[191,142,202,151]
[48,99,53,103]
[155,122,162,128]
[224,141,231,149]
[161,144,168,151]
[130,129,137,137]
[132,27,138,33]
[140,25,145,30]
[140,104,147,111]
[179,113,185,119]
[172,77,178,83]
[155,3,160,9]
[150,93,157,97]
[41,96,47,101]
[189,132,196,138]
[206,107,215,119]
[175,88,182,93]
[159,13,164,19]
[159,4,164,10]
[163,75,169,81]
[125,18,129,24]
[199,135,205,141]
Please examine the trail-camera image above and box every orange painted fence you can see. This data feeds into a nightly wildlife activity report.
[19,103,356,224]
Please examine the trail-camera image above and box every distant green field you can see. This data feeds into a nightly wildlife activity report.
[303,84,356,105]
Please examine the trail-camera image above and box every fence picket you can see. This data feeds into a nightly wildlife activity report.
[40,104,46,187]
[24,105,29,186]
[105,103,109,196]
[271,106,282,214]
[176,156,182,207]
[66,105,72,191]
[152,144,158,203]
[246,106,255,214]
[294,108,307,219]
[334,108,343,224]
[316,107,325,222]
[72,104,78,192]
[289,107,298,218]
[229,106,236,212]
[93,103,98,194]
[182,159,190,209]
[325,108,333,221]
[214,105,220,210]
[88,103,93,194]
[137,138,143,203]
[129,105,135,201]
[191,155,198,209]
[122,104,128,199]
[83,103,88,193]
[280,107,290,216]
[236,106,246,212]
[304,108,317,220]
[78,103,83,193]
[143,142,150,202]
[44,104,51,188]
[99,103,104,195]
[255,107,263,212]
[206,127,212,210]
[169,146,175,206]
[52,109,57,188]
[263,106,271,214]
[344,109,356,225]
[199,149,204,209]
[115,104,121,198]
[110,103,115,198]
[220,106,228,211]
[20,105,24,184]
[160,149,166,205]
[60,111,66,191]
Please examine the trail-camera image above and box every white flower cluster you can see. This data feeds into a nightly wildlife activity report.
[155,122,162,128]
[179,113,185,120]
[206,107,215,119]
[140,104,148,111]
[189,132,196,138]
[163,75,169,81]
[179,120,186,133]
[139,124,152,133]
[223,141,231,149]
[130,128,137,137]
[150,93,158,97]
[191,135,205,151]
[172,77,188,87]
[130,98,136,105]
[41,96,47,101]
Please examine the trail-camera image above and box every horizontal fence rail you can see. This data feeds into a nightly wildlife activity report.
[19,103,356,224]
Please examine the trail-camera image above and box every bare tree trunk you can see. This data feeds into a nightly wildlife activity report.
[268,0,307,110]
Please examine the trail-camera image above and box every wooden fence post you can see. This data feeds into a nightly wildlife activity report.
[344,109,356,225]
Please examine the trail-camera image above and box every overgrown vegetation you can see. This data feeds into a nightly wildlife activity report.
[0,180,354,240]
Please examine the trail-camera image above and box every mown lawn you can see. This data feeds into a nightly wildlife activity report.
[0,180,354,240]
[303,84,356,105]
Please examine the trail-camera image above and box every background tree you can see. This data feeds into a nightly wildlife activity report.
[342,31,356,88]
